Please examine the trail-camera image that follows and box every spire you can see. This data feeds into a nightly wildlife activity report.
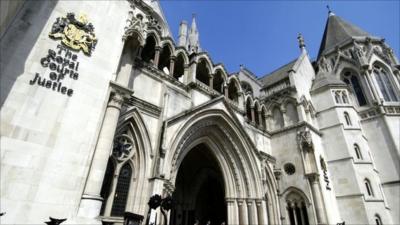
[317,12,372,59]
[188,13,201,53]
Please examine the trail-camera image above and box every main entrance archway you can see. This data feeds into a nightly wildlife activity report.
[170,143,227,225]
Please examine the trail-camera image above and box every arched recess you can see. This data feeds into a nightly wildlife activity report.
[281,187,313,225]
[173,52,188,81]
[227,77,241,103]
[166,110,263,197]
[157,44,172,73]
[164,109,271,224]
[285,102,299,126]
[141,34,157,63]
[100,108,153,217]
[245,96,253,122]
[213,69,226,94]
[342,69,367,106]
[272,106,284,130]
[372,62,399,102]
[196,58,211,85]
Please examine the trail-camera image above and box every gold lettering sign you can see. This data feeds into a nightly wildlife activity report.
[49,13,97,56]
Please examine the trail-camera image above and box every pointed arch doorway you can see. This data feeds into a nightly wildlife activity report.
[170,143,227,225]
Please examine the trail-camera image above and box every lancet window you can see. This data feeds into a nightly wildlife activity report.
[286,192,310,225]
[354,144,362,160]
[344,112,352,126]
[100,127,136,217]
[196,59,210,85]
[173,53,185,81]
[213,70,225,94]
[272,107,284,129]
[375,214,382,225]
[364,178,374,197]
[343,71,367,106]
[141,35,156,63]
[373,64,398,102]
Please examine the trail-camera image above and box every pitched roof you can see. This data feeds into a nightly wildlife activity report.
[259,59,296,87]
[317,13,371,59]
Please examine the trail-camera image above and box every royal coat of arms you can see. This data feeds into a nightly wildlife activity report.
[49,13,97,56]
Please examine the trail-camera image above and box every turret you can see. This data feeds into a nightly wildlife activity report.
[178,20,188,47]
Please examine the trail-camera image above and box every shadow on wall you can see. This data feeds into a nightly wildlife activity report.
[0,0,58,107]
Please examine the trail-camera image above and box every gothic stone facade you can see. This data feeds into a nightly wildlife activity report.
[1,1,399,225]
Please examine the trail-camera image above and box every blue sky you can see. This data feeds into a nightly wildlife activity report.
[159,1,399,77]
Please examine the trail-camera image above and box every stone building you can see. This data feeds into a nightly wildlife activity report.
[1,1,399,225]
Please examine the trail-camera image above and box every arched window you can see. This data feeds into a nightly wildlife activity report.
[100,128,136,217]
[213,70,225,94]
[344,112,352,126]
[364,178,374,197]
[354,144,362,160]
[141,35,156,63]
[342,91,349,103]
[334,91,342,104]
[273,107,284,129]
[111,163,133,216]
[343,71,367,106]
[228,80,239,103]
[286,192,310,225]
[285,103,299,126]
[375,214,382,225]
[245,98,252,122]
[173,53,185,81]
[373,64,398,102]
[158,45,172,73]
[196,59,210,85]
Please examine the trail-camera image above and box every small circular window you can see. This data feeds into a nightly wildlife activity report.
[284,163,296,175]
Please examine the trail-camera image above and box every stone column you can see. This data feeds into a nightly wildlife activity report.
[307,173,327,225]
[258,110,264,130]
[224,84,229,99]
[282,109,288,127]
[209,74,214,90]
[247,200,258,225]
[169,56,175,76]
[153,46,161,67]
[103,170,119,216]
[287,205,295,225]
[250,106,256,125]
[292,203,300,225]
[78,90,126,218]
[238,199,249,225]
[226,198,238,225]
[256,200,267,225]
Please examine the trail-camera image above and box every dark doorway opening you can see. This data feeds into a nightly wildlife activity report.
[170,144,227,225]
